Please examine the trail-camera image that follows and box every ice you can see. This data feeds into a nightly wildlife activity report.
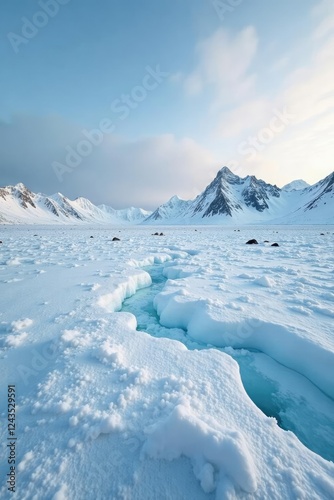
[122,262,334,462]
[0,225,334,499]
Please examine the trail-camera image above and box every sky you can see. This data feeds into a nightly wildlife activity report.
[1,0,334,209]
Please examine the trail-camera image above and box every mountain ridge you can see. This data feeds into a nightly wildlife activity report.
[0,168,333,225]
[144,167,334,225]
[0,184,151,225]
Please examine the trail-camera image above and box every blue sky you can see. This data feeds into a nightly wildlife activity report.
[1,0,333,208]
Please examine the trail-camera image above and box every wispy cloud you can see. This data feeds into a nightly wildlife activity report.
[217,98,272,138]
[182,26,258,106]
[312,0,334,39]
[213,4,334,185]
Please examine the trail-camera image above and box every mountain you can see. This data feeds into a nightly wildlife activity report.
[273,171,334,224]
[282,180,310,191]
[1,169,333,225]
[145,167,283,224]
[98,204,151,223]
[0,184,151,225]
[144,167,334,225]
[145,196,192,222]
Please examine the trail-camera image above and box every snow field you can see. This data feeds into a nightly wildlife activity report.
[154,231,334,399]
[121,262,334,462]
[0,225,334,499]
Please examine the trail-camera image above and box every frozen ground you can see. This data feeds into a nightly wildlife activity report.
[0,225,334,499]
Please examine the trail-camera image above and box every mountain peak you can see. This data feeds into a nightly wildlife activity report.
[214,166,242,186]
[168,195,184,203]
[282,180,310,192]
[218,166,233,175]
[14,182,29,191]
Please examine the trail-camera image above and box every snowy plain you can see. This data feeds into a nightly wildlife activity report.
[0,225,334,499]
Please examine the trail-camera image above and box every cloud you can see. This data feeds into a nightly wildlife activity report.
[312,0,334,39]
[218,98,272,138]
[183,26,258,106]
[242,118,334,188]
[282,36,334,126]
[0,115,218,209]
[214,4,334,186]
[262,31,334,185]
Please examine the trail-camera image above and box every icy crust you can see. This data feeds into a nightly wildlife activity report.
[1,226,334,499]
[97,252,188,312]
[97,269,152,313]
[152,230,334,400]
[3,313,334,500]
[154,290,334,399]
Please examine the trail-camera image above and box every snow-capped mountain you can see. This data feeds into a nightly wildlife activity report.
[273,171,334,224]
[145,195,192,221]
[98,204,151,223]
[146,167,282,223]
[282,180,310,191]
[1,168,333,225]
[0,184,151,225]
[192,167,281,216]
[144,167,334,225]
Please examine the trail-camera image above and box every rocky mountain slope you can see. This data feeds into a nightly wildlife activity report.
[1,167,333,224]
[144,167,334,224]
[0,184,151,224]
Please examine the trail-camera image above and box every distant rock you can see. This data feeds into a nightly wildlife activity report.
[271,243,279,247]
[112,237,120,241]
[246,239,258,245]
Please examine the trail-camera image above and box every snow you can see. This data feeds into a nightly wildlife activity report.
[11,318,34,331]
[1,225,334,499]
[1,168,333,226]
[0,184,150,225]
[282,179,310,191]
[144,168,334,225]
[143,403,258,494]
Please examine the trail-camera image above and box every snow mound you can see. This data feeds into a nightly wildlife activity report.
[143,403,257,496]
[11,318,33,331]
[253,275,275,287]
